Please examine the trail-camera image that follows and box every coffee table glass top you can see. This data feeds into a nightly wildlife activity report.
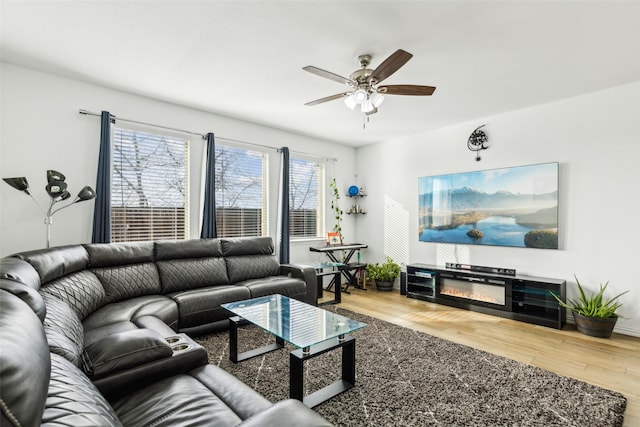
[222,294,367,349]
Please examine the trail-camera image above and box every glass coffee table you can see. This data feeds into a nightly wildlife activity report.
[222,294,367,408]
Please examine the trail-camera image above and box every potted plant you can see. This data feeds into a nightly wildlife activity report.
[367,257,401,291]
[551,275,628,338]
[329,178,343,240]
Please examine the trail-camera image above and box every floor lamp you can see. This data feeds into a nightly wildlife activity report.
[3,170,97,248]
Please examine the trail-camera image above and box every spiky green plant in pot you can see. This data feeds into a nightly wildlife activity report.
[551,275,627,338]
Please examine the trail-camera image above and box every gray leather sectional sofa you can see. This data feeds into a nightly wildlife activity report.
[0,236,332,426]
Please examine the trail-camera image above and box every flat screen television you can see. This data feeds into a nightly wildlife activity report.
[418,162,558,249]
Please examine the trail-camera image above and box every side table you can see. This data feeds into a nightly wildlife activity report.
[313,262,345,305]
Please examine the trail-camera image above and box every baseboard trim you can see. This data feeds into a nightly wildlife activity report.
[611,324,640,338]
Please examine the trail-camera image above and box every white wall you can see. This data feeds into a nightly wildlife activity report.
[356,81,640,337]
[0,63,357,261]
[3,63,638,336]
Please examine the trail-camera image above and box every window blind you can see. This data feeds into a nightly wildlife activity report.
[111,128,190,242]
[215,145,267,237]
[289,157,324,238]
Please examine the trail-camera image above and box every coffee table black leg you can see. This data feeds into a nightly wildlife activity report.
[290,335,356,408]
[229,316,284,363]
[230,316,240,362]
[290,352,304,401]
[342,338,355,385]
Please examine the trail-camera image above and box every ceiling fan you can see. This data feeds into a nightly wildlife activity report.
[303,49,436,119]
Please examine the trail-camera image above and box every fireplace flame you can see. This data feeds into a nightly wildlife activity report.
[440,288,500,304]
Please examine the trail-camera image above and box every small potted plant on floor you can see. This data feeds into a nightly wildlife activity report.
[367,257,401,291]
[551,275,628,338]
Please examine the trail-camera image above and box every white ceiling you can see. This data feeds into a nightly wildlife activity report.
[2,1,640,147]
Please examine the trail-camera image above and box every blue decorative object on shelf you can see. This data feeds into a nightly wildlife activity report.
[348,185,359,196]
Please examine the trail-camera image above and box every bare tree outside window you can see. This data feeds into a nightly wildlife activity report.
[111,128,189,242]
[214,145,266,237]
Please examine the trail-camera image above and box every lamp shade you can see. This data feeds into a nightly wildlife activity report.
[353,89,368,104]
[76,186,97,202]
[46,181,68,198]
[47,170,66,184]
[361,100,376,114]
[370,92,384,107]
[3,177,30,194]
[344,94,357,110]
[57,190,72,202]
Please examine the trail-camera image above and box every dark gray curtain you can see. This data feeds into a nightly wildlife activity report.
[278,147,290,263]
[200,132,217,238]
[91,111,113,243]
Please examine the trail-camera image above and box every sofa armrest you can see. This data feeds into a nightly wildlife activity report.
[237,399,333,427]
[82,329,173,379]
[92,332,208,400]
[280,264,318,305]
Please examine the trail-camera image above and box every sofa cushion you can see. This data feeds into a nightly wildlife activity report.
[111,365,272,427]
[157,257,229,293]
[225,255,280,283]
[85,241,154,267]
[238,276,307,300]
[42,353,122,426]
[12,244,89,284]
[40,270,106,320]
[0,290,50,427]
[42,293,84,367]
[0,278,46,321]
[133,314,179,336]
[0,257,41,289]
[83,295,179,346]
[92,263,161,303]
[155,238,223,260]
[170,285,251,329]
[237,399,334,427]
[220,236,274,256]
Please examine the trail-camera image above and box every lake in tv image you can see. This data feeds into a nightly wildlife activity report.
[418,162,559,249]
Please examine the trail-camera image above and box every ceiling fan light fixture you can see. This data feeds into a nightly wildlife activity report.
[353,88,368,104]
[361,99,376,114]
[344,94,357,110]
[370,92,384,107]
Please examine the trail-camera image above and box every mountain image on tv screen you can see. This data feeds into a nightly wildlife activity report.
[418,162,558,249]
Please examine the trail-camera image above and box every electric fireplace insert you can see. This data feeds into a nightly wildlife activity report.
[438,272,512,311]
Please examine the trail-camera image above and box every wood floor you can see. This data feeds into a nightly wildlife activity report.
[323,286,640,426]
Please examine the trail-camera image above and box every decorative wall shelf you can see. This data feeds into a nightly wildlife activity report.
[347,192,366,215]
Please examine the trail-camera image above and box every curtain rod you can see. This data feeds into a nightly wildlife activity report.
[79,109,205,137]
[78,109,336,161]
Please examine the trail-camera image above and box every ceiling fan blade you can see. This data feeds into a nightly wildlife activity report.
[368,49,413,85]
[302,66,352,85]
[377,85,436,96]
[304,92,350,106]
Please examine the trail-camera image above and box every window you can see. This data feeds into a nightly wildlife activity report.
[111,128,190,242]
[215,145,268,237]
[289,157,324,238]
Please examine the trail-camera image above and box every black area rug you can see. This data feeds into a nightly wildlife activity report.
[196,307,626,426]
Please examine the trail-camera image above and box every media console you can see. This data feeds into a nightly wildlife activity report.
[406,263,566,329]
